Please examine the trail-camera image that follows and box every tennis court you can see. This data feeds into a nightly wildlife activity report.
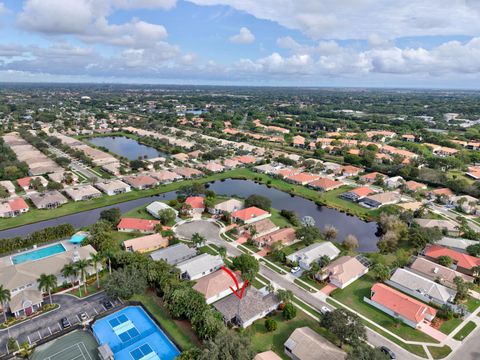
[30,330,99,360]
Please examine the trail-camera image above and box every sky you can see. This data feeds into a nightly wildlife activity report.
[1,0,480,88]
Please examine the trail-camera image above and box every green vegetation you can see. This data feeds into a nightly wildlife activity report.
[293,278,316,293]
[453,321,477,341]
[330,274,438,343]
[427,345,452,359]
[438,317,463,335]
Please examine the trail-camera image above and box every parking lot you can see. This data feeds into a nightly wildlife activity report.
[0,292,121,356]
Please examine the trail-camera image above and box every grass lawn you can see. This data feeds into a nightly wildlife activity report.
[293,279,316,293]
[453,321,477,341]
[330,274,438,343]
[299,273,325,290]
[110,231,143,247]
[260,259,287,275]
[131,291,200,350]
[428,345,452,359]
[465,296,480,313]
[270,208,291,228]
[438,317,463,335]
[242,242,261,253]
[123,205,157,220]
[318,185,373,217]
[245,311,342,359]
[198,245,219,256]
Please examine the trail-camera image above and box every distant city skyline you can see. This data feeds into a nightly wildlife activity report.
[1,0,480,88]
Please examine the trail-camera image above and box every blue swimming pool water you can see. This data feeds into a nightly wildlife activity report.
[70,233,87,244]
[12,243,66,265]
[92,306,180,360]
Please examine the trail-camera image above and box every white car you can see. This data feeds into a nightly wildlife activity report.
[320,306,332,315]
[290,266,301,274]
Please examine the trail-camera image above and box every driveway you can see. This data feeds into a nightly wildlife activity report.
[0,292,120,356]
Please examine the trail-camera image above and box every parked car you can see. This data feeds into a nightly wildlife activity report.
[380,346,396,359]
[79,312,88,321]
[103,300,113,310]
[290,266,301,274]
[320,306,331,315]
[61,317,71,329]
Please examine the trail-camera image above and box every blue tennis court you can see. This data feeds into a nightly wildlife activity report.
[92,306,180,360]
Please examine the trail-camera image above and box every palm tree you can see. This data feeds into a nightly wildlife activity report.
[75,259,91,295]
[101,250,113,275]
[0,285,11,323]
[61,263,76,288]
[90,253,103,289]
[37,274,57,304]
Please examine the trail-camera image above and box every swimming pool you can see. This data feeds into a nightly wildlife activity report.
[12,243,66,265]
[92,306,180,360]
[70,233,87,244]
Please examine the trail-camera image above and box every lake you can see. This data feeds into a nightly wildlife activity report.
[88,136,166,160]
[0,179,380,251]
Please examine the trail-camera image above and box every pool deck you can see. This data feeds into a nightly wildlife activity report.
[0,240,78,268]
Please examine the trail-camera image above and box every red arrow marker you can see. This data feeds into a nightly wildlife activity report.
[221,266,249,300]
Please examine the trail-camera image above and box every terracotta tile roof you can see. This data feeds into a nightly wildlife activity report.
[285,172,319,184]
[309,178,343,190]
[254,351,283,360]
[8,197,29,211]
[232,206,269,221]
[256,227,296,246]
[370,283,436,324]
[16,177,31,188]
[193,269,243,300]
[349,186,375,198]
[325,256,368,287]
[429,188,454,197]
[185,196,205,209]
[342,165,362,175]
[234,155,257,164]
[123,233,168,252]
[425,245,480,270]
[361,172,386,181]
[117,218,160,232]
[405,180,427,191]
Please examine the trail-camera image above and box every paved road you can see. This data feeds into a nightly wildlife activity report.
[0,292,119,356]
[429,203,480,233]
[449,325,480,360]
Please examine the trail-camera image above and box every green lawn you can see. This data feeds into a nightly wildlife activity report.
[110,231,143,248]
[453,321,477,341]
[318,185,373,217]
[123,205,157,220]
[260,259,288,275]
[293,279,316,293]
[198,245,219,255]
[438,317,463,335]
[270,208,292,228]
[131,292,200,350]
[299,274,325,290]
[330,274,438,343]
[465,297,480,312]
[428,345,452,359]
[245,311,342,359]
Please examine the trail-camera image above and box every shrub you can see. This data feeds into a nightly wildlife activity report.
[282,303,297,320]
[265,318,277,332]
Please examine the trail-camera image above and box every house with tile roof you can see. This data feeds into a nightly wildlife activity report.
[123,175,158,190]
[287,242,340,270]
[360,172,388,184]
[117,218,160,233]
[193,269,243,304]
[409,257,473,289]
[149,243,197,265]
[29,190,68,209]
[284,327,346,360]
[255,227,296,248]
[254,351,282,360]
[386,268,456,307]
[0,197,29,218]
[0,180,16,196]
[209,198,244,215]
[365,283,436,328]
[16,176,48,191]
[284,172,320,185]
[317,256,368,289]
[177,253,224,281]
[404,180,427,192]
[242,218,279,239]
[65,185,102,201]
[184,196,205,214]
[95,179,131,195]
[341,165,362,177]
[149,170,182,183]
[341,187,375,202]
[423,244,480,275]
[414,219,460,237]
[173,167,204,178]
[308,178,344,192]
[359,191,402,208]
[123,233,168,253]
[231,206,271,224]
[292,135,306,147]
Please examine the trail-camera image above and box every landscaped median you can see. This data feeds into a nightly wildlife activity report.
[453,321,477,341]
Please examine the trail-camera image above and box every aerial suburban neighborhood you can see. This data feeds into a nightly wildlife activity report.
[0,1,480,360]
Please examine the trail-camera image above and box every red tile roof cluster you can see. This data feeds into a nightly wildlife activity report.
[425,245,480,270]
[185,196,205,209]
[348,186,375,198]
[361,172,386,181]
[370,283,436,324]
[17,177,32,188]
[341,165,362,175]
[429,188,454,197]
[117,218,160,232]
[234,155,257,164]
[232,206,269,221]
[8,197,29,211]
[405,180,426,191]
[309,177,343,190]
[285,172,319,184]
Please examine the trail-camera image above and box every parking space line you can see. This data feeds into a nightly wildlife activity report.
[27,335,31,345]
[38,331,42,339]
[48,327,52,335]
[93,307,98,315]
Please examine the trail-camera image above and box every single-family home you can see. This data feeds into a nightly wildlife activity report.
[231,206,271,224]
[255,228,296,248]
[223,159,240,169]
[209,198,244,215]
[436,237,478,251]
[426,188,454,202]
[292,135,306,147]
[234,155,257,165]
[0,180,16,196]
[203,162,225,173]
[322,162,342,174]
[254,351,282,360]
[29,190,68,209]
[364,283,436,328]
[65,185,102,201]
[95,179,131,195]
[414,219,460,237]
[385,176,404,189]
[173,167,203,178]
[317,256,368,289]
[360,172,387,184]
[123,233,168,253]
[149,170,182,184]
[308,178,344,192]
[184,196,205,214]
[341,187,375,202]
[123,175,158,190]
[284,172,320,186]
[386,268,456,307]
[409,257,474,289]
[284,327,346,360]
[172,153,190,162]
[404,180,427,192]
[177,253,224,280]
[17,176,48,191]
[0,197,29,218]
[286,242,340,270]
[341,165,362,177]
[193,269,243,304]
[146,201,178,219]
[451,195,479,215]
[402,134,416,142]
[213,287,280,328]
[253,163,282,175]
[359,191,402,208]
[423,244,480,276]
[117,218,160,233]
[242,218,279,239]
[149,243,197,265]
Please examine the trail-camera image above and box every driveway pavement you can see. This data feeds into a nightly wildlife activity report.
[0,292,120,356]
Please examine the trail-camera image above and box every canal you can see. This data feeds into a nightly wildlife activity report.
[87,136,167,160]
[0,179,380,251]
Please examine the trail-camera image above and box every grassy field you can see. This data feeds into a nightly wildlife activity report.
[0,168,377,231]
[438,317,463,335]
[428,345,452,359]
[453,321,477,341]
[330,274,438,343]
[131,292,200,350]
[318,185,373,217]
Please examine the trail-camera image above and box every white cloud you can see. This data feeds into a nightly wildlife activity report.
[188,0,480,40]
[0,2,7,15]
[229,27,255,44]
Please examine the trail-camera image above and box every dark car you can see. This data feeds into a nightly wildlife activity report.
[61,317,71,329]
[103,300,113,310]
[380,346,396,359]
